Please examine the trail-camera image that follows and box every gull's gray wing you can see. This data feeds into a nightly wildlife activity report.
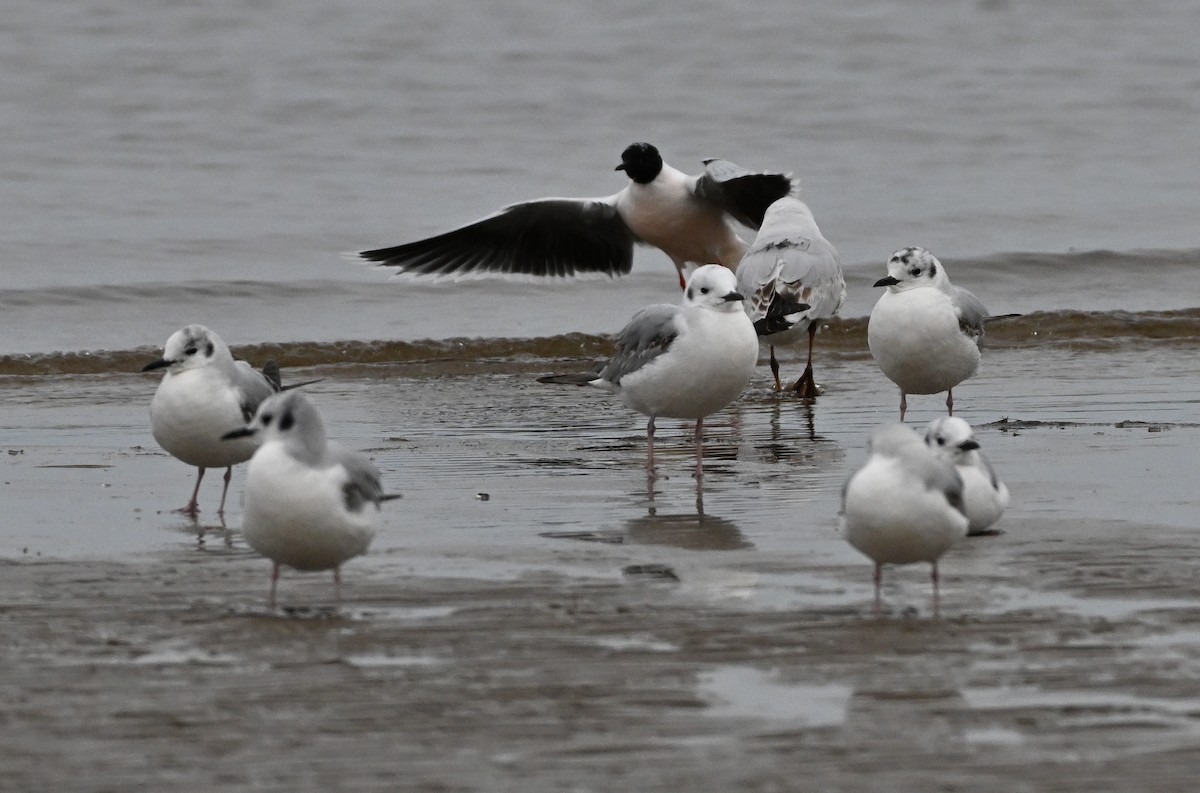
[738,259,811,336]
[598,304,681,385]
[233,361,280,422]
[693,159,794,229]
[977,450,1003,492]
[918,453,967,517]
[330,444,389,513]
[951,285,988,343]
[359,197,638,279]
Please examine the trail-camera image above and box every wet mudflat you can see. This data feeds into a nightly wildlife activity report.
[2,344,1200,791]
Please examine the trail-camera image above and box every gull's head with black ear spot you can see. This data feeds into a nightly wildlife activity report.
[223,390,328,460]
[141,324,222,373]
[682,264,745,312]
[615,142,664,185]
[925,416,981,461]
[874,246,949,292]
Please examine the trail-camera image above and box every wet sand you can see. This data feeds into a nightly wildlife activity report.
[3,344,1200,791]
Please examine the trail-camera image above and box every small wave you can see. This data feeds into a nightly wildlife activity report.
[2,309,1197,376]
[0,333,616,376]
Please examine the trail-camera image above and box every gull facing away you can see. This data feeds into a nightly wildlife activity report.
[737,196,846,396]
[142,325,282,516]
[841,423,969,616]
[538,265,771,479]
[925,416,1009,536]
[357,142,794,289]
[222,391,399,607]
[867,247,989,421]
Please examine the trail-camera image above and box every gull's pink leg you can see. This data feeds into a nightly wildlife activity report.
[931,562,941,618]
[269,562,281,609]
[178,467,205,515]
[217,466,233,515]
[645,417,657,475]
[769,346,782,392]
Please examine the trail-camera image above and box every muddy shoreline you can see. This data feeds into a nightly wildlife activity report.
[3,347,1200,791]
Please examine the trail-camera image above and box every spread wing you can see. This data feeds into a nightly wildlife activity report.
[358,197,638,279]
[693,159,795,229]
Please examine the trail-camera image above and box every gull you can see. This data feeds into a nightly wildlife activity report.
[222,391,398,607]
[841,423,969,615]
[142,325,281,516]
[737,196,846,396]
[867,247,988,420]
[924,416,1009,536]
[357,142,794,289]
[538,264,769,478]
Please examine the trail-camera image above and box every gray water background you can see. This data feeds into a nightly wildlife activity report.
[3,0,1200,354]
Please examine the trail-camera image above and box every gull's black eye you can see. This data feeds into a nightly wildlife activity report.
[184,347,198,356]
[936,436,946,446]
[261,413,274,426]
[910,268,921,277]
[700,287,710,294]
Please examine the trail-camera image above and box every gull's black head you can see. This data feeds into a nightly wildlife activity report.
[615,142,664,184]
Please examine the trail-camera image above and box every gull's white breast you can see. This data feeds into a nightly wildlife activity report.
[150,368,258,468]
[242,443,378,572]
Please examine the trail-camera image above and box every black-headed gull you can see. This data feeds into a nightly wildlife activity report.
[924,416,1009,536]
[222,391,398,607]
[358,142,794,289]
[539,264,769,478]
[142,325,280,516]
[841,423,969,616]
[737,196,846,396]
[867,247,988,420]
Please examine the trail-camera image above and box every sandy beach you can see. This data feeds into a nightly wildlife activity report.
[4,340,1200,792]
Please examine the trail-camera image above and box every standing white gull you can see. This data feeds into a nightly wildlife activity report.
[358,142,794,289]
[142,325,281,516]
[867,247,988,421]
[222,391,398,607]
[924,416,1009,536]
[737,196,846,396]
[538,265,773,478]
[841,423,969,616]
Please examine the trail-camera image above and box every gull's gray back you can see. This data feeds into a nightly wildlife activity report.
[738,198,845,322]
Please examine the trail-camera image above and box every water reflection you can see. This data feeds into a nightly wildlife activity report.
[170,512,236,553]
[624,512,752,551]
